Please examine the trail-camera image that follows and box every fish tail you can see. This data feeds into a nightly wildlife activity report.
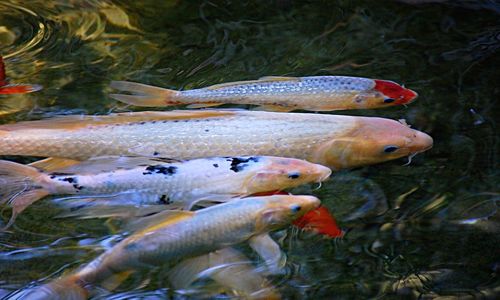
[0,160,50,229]
[27,274,88,300]
[109,81,181,107]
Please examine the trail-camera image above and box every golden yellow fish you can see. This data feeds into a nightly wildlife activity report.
[25,195,320,299]
[0,110,433,169]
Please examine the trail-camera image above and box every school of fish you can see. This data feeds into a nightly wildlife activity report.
[0,56,433,299]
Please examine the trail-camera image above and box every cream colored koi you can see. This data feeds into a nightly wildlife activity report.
[0,110,433,169]
[0,156,330,228]
[26,195,320,299]
[109,76,418,111]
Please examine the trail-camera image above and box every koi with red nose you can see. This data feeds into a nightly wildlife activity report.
[374,79,418,105]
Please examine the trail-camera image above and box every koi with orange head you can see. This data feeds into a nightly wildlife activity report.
[0,55,42,95]
[313,116,433,170]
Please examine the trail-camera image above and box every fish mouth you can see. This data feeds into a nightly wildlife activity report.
[408,130,433,154]
[316,165,332,182]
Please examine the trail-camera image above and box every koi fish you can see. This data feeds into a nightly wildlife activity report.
[0,156,330,228]
[0,110,433,169]
[26,195,320,299]
[109,76,417,112]
[0,55,42,95]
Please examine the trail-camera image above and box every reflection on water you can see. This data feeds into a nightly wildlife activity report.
[0,0,499,298]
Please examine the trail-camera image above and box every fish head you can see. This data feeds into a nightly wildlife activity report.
[317,117,433,169]
[373,79,418,106]
[255,195,321,232]
[243,157,331,194]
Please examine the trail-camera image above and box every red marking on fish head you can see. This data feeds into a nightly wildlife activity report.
[293,206,344,238]
[374,79,418,105]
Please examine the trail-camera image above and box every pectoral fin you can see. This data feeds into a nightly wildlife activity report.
[170,247,280,299]
[249,234,286,275]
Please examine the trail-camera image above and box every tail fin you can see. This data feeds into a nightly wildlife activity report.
[109,81,180,107]
[24,275,88,300]
[0,160,49,229]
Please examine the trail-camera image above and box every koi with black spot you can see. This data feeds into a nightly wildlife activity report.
[0,155,331,229]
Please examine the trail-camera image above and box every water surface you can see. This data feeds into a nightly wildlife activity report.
[0,0,498,298]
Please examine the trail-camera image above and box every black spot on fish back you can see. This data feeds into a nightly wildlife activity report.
[143,165,177,176]
[227,157,259,172]
[157,195,172,205]
[56,176,85,191]
[49,172,73,179]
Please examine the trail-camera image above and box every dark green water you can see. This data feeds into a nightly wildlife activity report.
[0,0,498,299]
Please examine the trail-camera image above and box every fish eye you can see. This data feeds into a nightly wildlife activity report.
[287,172,300,179]
[384,98,395,103]
[383,145,399,153]
[290,205,301,213]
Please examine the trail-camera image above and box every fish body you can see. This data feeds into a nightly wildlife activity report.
[29,195,320,298]
[0,110,433,169]
[110,76,417,111]
[0,156,330,227]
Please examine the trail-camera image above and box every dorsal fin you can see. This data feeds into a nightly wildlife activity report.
[258,76,299,82]
[206,80,264,90]
[48,156,181,174]
[0,110,235,131]
[206,76,299,90]
[127,210,195,235]
[29,158,82,171]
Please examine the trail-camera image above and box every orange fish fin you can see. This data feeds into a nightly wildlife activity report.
[293,206,343,238]
[101,270,134,291]
[254,104,294,112]
[0,84,42,95]
[109,81,180,107]
[258,76,299,82]
[0,110,235,131]
[186,103,223,109]
[29,157,82,171]
[127,210,194,235]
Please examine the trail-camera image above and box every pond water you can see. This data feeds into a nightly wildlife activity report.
[0,0,498,299]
